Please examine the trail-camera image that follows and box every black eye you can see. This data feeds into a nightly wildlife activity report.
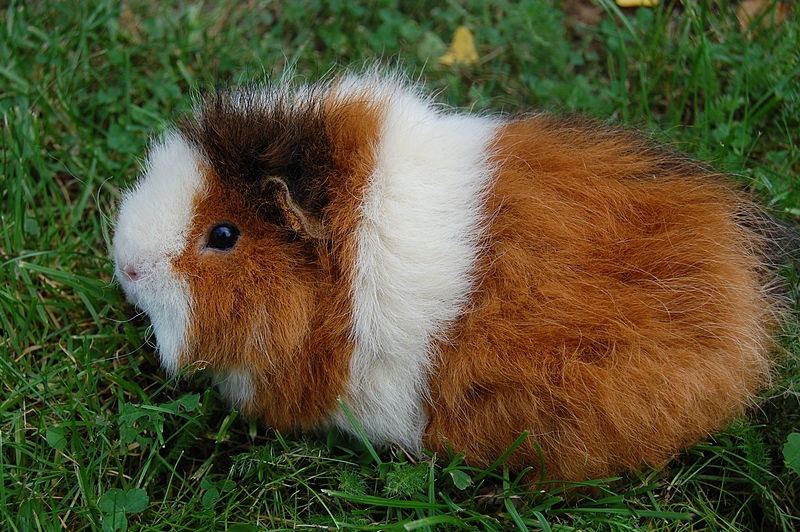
[206,223,240,251]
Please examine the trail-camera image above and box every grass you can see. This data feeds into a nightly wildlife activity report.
[1,0,798,530]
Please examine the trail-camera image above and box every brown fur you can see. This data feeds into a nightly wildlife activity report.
[423,117,776,483]
[163,84,778,482]
[172,92,384,431]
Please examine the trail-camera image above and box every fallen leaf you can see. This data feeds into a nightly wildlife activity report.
[439,26,479,66]
[118,6,142,43]
[616,0,659,6]
[564,0,604,26]
[737,0,792,33]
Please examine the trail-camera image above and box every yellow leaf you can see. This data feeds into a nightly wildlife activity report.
[439,26,479,66]
[616,0,659,6]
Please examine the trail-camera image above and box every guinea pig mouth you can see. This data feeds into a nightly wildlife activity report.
[112,260,193,375]
[115,269,140,306]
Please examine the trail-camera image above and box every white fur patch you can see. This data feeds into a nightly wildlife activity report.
[213,369,255,408]
[113,132,204,375]
[331,79,498,453]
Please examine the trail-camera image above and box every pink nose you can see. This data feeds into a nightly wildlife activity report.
[122,264,138,281]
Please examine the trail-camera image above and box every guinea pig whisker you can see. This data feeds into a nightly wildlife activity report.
[105,311,147,325]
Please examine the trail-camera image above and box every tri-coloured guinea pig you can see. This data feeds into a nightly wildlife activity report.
[113,73,782,483]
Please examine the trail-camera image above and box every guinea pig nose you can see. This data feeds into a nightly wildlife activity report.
[122,264,139,281]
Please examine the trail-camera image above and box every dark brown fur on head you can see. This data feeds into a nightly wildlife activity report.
[178,85,335,234]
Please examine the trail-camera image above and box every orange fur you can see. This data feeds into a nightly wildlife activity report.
[172,97,383,431]
[423,117,776,482]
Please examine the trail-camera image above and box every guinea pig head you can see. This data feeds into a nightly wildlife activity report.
[112,87,378,426]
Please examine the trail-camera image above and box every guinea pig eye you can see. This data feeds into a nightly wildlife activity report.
[206,223,240,251]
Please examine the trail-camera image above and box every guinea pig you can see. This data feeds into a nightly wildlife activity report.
[112,73,783,483]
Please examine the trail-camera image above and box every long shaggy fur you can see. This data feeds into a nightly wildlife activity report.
[113,74,783,485]
[425,117,777,481]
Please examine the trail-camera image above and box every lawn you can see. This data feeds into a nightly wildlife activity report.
[1,0,799,530]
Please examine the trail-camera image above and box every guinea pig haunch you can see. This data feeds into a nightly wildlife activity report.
[113,74,780,483]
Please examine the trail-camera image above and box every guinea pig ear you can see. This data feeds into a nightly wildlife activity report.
[263,176,326,240]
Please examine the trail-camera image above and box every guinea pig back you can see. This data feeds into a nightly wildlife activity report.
[112,75,779,483]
